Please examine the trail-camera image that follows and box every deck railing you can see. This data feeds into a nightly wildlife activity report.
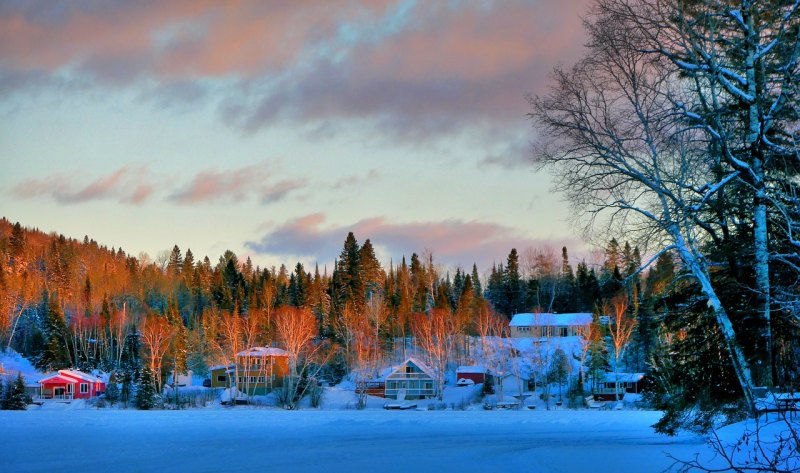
[37,393,74,401]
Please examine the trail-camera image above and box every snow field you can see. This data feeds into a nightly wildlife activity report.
[1,408,707,473]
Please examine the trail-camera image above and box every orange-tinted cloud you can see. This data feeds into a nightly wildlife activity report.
[1,1,591,144]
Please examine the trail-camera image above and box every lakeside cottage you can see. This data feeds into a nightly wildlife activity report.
[209,347,290,396]
[385,357,437,400]
[38,370,106,400]
[509,313,593,338]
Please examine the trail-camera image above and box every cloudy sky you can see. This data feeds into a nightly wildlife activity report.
[0,0,593,272]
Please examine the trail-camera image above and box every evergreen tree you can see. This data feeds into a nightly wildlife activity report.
[471,263,482,299]
[104,372,120,406]
[548,348,571,402]
[503,248,526,315]
[359,239,384,298]
[167,245,183,276]
[37,293,71,372]
[135,366,158,410]
[1,372,28,410]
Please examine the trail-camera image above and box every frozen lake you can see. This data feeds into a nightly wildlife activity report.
[0,408,706,473]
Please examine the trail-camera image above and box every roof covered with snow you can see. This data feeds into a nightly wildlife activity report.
[509,313,592,327]
[39,370,104,385]
[236,347,289,357]
[456,366,486,374]
[603,372,645,383]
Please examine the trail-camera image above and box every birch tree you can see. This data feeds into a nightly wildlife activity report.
[412,309,456,400]
[529,5,761,410]
[597,0,800,389]
[606,296,637,401]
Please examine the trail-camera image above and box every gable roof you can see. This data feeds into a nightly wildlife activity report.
[388,357,436,379]
[510,313,593,327]
[38,374,79,385]
[59,369,104,383]
[236,347,289,358]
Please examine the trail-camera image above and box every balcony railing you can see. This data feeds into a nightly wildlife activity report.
[387,373,432,380]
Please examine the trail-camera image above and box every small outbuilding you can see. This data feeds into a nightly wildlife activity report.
[456,365,487,385]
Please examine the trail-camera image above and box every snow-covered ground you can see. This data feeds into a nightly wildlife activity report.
[1,408,707,473]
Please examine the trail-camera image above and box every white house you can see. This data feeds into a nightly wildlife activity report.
[384,357,437,400]
[509,313,593,338]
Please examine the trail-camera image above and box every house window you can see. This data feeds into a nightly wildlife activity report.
[80,383,89,394]
[258,376,265,383]
[217,375,227,383]
[238,376,244,384]
[67,384,73,394]
[405,366,413,374]
[249,376,257,384]
[559,327,569,337]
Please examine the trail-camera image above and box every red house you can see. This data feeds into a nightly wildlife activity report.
[38,370,106,400]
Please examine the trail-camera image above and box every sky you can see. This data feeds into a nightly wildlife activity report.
[0,0,595,274]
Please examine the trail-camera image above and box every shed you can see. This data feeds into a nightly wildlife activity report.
[456,365,487,385]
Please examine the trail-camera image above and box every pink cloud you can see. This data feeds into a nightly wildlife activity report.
[0,1,394,84]
[169,162,307,204]
[246,213,587,270]
[10,166,153,204]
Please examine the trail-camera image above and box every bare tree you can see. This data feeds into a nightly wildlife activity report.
[476,308,511,401]
[412,309,457,400]
[273,306,319,409]
[141,313,174,392]
[606,296,637,401]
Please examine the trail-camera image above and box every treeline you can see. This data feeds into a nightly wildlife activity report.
[1,218,654,372]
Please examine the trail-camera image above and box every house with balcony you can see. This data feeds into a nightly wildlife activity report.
[384,357,436,400]
[209,347,290,396]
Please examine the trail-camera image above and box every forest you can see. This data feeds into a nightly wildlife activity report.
[1,208,797,433]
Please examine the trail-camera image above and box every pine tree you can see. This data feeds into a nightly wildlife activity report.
[135,366,158,410]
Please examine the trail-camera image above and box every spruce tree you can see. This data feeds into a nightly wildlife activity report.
[135,366,158,410]
[37,293,71,372]
[104,372,120,406]
[2,373,28,410]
